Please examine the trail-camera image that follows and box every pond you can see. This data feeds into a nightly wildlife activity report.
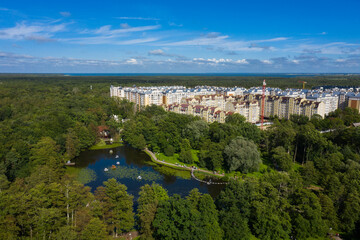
[72,145,225,200]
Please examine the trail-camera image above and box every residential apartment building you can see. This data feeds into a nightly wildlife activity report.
[244,94,325,119]
[348,96,360,112]
[111,86,218,107]
[225,101,259,123]
[167,104,227,123]
[111,85,359,124]
[306,93,338,116]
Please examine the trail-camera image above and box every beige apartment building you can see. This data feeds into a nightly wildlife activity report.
[111,86,330,123]
[348,97,360,112]
[180,95,259,123]
[244,94,325,119]
[225,101,259,123]
[167,104,227,123]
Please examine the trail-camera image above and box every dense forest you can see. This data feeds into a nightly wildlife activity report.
[1,73,360,89]
[1,75,360,239]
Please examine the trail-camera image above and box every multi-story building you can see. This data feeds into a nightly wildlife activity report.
[253,94,326,119]
[111,86,219,107]
[225,101,259,123]
[111,85,360,124]
[166,104,227,123]
[348,96,360,112]
[306,93,338,116]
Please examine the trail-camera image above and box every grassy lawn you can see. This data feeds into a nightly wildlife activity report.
[224,162,271,179]
[150,149,294,182]
[89,139,123,150]
[153,150,227,179]
[155,149,200,168]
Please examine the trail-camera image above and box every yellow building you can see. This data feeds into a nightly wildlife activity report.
[348,97,360,112]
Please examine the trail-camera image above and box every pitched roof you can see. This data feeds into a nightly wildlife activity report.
[353,122,360,127]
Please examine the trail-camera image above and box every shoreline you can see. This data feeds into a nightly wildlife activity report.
[89,141,123,150]
[143,148,227,180]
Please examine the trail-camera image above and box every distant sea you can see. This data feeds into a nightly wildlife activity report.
[63,73,356,77]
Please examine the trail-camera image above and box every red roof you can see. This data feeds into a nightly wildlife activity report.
[98,126,110,132]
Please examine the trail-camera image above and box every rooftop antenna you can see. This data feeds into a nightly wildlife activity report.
[261,79,266,129]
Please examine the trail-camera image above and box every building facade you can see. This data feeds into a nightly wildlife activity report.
[111,85,360,124]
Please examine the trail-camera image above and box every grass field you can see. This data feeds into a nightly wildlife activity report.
[155,149,200,167]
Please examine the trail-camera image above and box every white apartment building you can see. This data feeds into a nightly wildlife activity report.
[220,87,246,96]
[163,89,193,105]
[111,85,218,107]
[306,93,339,116]
[110,85,360,123]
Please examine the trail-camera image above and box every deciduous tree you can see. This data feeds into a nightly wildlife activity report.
[224,137,261,173]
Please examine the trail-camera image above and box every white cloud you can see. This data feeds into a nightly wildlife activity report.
[162,35,229,46]
[235,59,249,64]
[63,36,159,45]
[148,49,186,60]
[253,37,289,43]
[336,59,346,62]
[60,12,71,17]
[63,24,161,45]
[161,35,287,53]
[116,17,160,21]
[262,60,272,64]
[126,58,139,64]
[119,38,159,45]
[0,21,66,42]
[120,23,131,29]
[149,49,165,55]
[205,32,221,38]
[286,42,360,55]
[193,57,248,64]
[91,24,160,35]
[169,22,183,27]
[1,50,359,73]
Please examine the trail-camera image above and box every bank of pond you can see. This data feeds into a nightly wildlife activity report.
[67,145,226,200]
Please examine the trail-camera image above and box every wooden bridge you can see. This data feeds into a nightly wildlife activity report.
[191,169,228,185]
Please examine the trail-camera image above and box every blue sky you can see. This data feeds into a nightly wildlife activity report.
[0,0,359,73]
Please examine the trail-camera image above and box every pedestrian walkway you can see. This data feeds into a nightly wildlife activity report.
[144,148,228,185]
[191,168,228,185]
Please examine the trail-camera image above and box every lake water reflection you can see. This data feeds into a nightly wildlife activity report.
[74,145,225,200]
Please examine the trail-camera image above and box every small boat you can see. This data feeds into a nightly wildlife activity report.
[104,168,109,172]
[116,162,120,165]
[115,155,119,158]
[111,165,116,170]
[109,150,113,154]
[65,160,75,166]
[137,175,142,180]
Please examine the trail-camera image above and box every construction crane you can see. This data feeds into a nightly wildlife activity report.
[298,81,307,89]
[261,79,266,130]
